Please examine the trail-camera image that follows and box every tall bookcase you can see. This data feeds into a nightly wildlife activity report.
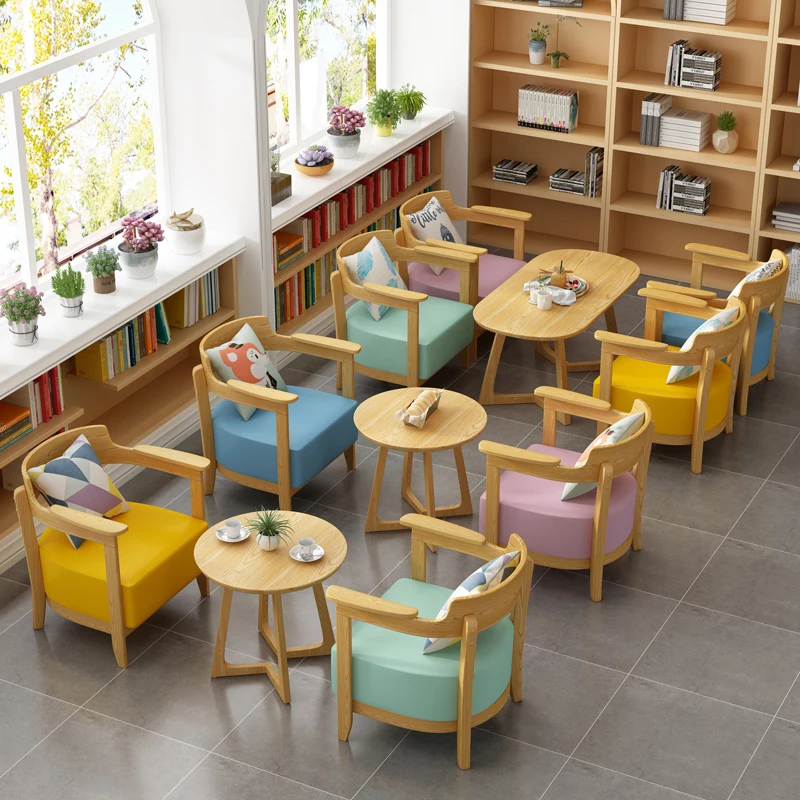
[468,0,797,298]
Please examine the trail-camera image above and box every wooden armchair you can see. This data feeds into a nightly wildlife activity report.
[15,425,209,668]
[594,292,747,473]
[332,229,478,387]
[327,513,532,770]
[195,315,360,508]
[480,388,653,602]
[648,244,788,416]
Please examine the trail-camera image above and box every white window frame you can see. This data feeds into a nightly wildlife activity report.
[0,1,169,289]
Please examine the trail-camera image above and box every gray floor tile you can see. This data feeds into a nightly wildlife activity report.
[730,719,800,800]
[771,435,800,488]
[510,424,594,457]
[780,302,800,329]
[575,676,771,800]
[0,708,204,800]
[282,365,335,389]
[480,646,625,754]
[120,463,186,508]
[526,571,677,671]
[634,604,800,714]
[214,670,406,798]
[356,729,565,800]
[686,539,800,633]
[730,481,800,555]
[745,372,800,428]
[0,577,30,632]
[775,325,800,376]
[146,579,216,630]
[86,631,271,750]
[295,444,374,503]
[0,558,31,586]
[778,678,800,724]
[0,680,75,774]
[488,332,557,374]
[544,760,690,800]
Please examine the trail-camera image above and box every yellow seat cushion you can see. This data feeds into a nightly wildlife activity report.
[592,352,731,437]
[39,502,207,629]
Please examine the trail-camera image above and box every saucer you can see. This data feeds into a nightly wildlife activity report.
[216,528,251,544]
[290,543,325,563]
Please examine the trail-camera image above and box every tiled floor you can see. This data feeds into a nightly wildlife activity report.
[3,277,800,799]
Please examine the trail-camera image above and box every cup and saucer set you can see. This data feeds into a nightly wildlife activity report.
[216,519,325,563]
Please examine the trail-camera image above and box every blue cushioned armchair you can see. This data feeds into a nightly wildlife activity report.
[194,316,361,508]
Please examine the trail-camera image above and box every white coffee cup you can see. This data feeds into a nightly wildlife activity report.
[529,287,540,303]
[299,537,315,559]
[225,519,242,540]
[537,289,553,311]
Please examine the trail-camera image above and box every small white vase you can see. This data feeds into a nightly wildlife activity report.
[60,295,83,318]
[529,40,546,65]
[166,215,206,255]
[257,535,280,551]
[8,319,39,347]
[712,129,739,155]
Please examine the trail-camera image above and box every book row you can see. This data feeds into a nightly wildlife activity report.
[665,40,722,92]
[0,366,66,454]
[517,86,579,134]
[657,165,712,216]
[162,269,222,330]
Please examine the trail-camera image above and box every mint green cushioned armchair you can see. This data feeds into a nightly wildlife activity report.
[327,514,533,770]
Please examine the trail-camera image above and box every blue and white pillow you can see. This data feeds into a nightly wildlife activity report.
[422,550,519,654]
[666,306,738,384]
[728,257,783,299]
[406,196,463,276]
[342,236,407,321]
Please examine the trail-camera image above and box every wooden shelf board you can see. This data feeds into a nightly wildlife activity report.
[611,191,752,233]
[772,91,800,114]
[472,110,605,147]
[274,173,441,286]
[777,26,800,45]
[67,307,236,392]
[613,133,758,171]
[759,223,800,245]
[0,406,84,471]
[277,293,333,335]
[472,0,613,21]
[617,70,764,108]
[469,222,599,256]
[471,171,602,208]
[620,7,769,40]
[472,51,608,86]
[765,154,800,179]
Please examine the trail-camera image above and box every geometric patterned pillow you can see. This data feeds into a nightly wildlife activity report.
[665,305,738,385]
[728,257,783,300]
[342,236,407,321]
[422,550,519,654]
[27,434,128,549]
[405,196,464,276]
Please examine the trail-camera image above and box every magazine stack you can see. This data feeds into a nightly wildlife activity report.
[549,169,586,196]
[492,160,538,185]
[659,108,712,152]
[772,203,800,234]
[657,165,711,216]
[683,0,736,25]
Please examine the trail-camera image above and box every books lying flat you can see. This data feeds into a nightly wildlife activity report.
[493,159,538,185]
[659,108,711,151]
[773,203,800,232]
[538,0,583,5]
[518,86,579,134]
[640,93,673,147]
[683,0,736,25]
[549,168,586,195]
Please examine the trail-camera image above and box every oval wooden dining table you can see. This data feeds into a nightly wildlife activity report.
[473,249,640,424]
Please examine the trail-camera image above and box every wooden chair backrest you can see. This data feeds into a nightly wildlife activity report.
[731,249,789,313]
[399,190,463,247]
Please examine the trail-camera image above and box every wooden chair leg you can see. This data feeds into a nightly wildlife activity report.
[589,563,604,602]
[14,489,45,630]
[737,377,750,418]
[203,466,217,496]
[104,545,128,668]
[196,573,210,597]
[457,615,478,770]
[344,443,356,470]
[690,436,705,475]
[336,362,343,391]
[336,613,353,741]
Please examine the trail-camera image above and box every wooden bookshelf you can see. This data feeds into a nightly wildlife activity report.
[0,406,84,472]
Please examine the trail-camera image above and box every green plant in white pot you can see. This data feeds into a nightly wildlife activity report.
[118,216,164,279]
[529,22,550,65]
[0,282,45,346]
[50,264,85,317]
[245,508,294,552]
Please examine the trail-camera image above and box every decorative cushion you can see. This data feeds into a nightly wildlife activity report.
[423,551,519,654]
[38,502,206,628]
[561,411,645,501]
[331,578,514,722]
[479,444,638,560]
[666,306,738,384]
[407,253,525,302]
[405,197,464,275]
[212,386,358,489]
[206,322,286,421]
[346,295,474,380]
[28,434,129,549]
[342,236,407,321]
[729,257,784,299]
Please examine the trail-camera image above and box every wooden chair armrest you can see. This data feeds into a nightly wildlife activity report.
[646,282,718,300]
[423,239,488,256]
[415,245,478,264]
[46,505,128,545]
[401,514,486,547]
[470,205,531,222]
[326,585,419,619]
[685,243,752,262]
[638,288,708,308]
[533,387,622,426]
[222,380,299,410]
[595,331,670,351]
[362,281,428,305]
[129,446,210,480]
[479,440,562,467]
[291,333,360,362]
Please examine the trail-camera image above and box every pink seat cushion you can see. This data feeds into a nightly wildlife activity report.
[478,444,637,561]
[407,253,526,302]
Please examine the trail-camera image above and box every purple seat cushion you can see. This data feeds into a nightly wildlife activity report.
[478,444,637,561]
[407,253,525,302]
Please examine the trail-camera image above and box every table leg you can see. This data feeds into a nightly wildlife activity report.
[211,587,271,679]
[554,339,571,426]
[364,446,407,532]
[479,335,537,406]
[605,305,618,334]
[402,447,473,521]
[268,593,291,703]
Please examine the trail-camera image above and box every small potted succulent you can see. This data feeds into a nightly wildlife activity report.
[0,281,45,346]
[366,88,402,136]
[713,110,739,155]
[245,508,294,552]
[396,84,426,121]
[85,246,121,294]
[118,216,164,279]
[50,264,85,317]
[327,104,366,159]
[166,208,206,255]
[547,50,569,69]
[294,144,335,176]
[270,149,292,206]
[529,23,550,65]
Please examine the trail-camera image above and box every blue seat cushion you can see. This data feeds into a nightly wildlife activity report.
[212,386,357,488]
[331,577,513,723]
[346,296,474,380]
[662,310,775,376]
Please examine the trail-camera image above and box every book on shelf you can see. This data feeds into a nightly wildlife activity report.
[657,165,711,216]
[663,0,685,19]
[492,159,538,185]
[772,203,800,233]
[0,400,33,453]
[658,108,711,152]
[537,0,583,5]
[517,86,579,134]
[584,147,604,198]
[549,169,586,196]
[163,269,220,329]
[683,0,736,25]
[640,93,673,147]
[665,40,721,92]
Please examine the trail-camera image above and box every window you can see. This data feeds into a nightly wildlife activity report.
[266,0,379,151]
[0,0,160,286]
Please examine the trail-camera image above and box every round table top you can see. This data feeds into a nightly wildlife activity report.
[354,388,488,452]
[194,511,347,594]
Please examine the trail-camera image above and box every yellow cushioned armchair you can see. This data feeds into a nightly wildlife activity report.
[15,425,210,668]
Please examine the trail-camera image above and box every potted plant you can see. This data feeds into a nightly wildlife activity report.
[713,110,739,155]
[118,216,164,279]
[294,144,335,176]
[396,84,426,121]
[0,282,45,347]
[50,264,85,317]
[270,149,292,206]
[366,89,401,137]
[245,508,294,552]
[166,208,206,255]
[327,104,366,159]
[547,50,569,69]
[85,246,121,294]
[529,23,550,65]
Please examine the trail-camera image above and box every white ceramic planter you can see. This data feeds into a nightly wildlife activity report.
[60,295,83,318]
[257,535,280,551]
[8,319,39,347]
[529,40,546,65]
[327,129,361,159]
[119,243,159,279]
[712,129,739,155]
[166,224,206,255]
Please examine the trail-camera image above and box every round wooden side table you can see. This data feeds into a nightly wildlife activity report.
[194,511,347,704]
[354,388,487,533]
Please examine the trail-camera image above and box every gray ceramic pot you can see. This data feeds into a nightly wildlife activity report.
[118,243,159,279]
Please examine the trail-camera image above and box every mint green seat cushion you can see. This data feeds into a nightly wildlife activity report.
[345,297,474,380]
[331,578,513,723]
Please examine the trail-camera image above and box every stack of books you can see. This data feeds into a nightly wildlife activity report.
[538,0,583,6]
[273,231,306,272]
[663,0,685,19]
[680,49,722,91]
[492,160,538,185]
[2,366,66,445]
[640,94,673,147]
[517,86,579,134]
[0,401,33,454]
[683,0,736,25]
[659,108,712,152]
[163,269,220,330]
[772,203,800,234]
[549,169,586,196]
[787,244,800,301]
[657,165,712,216]
[584,147,604,198]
